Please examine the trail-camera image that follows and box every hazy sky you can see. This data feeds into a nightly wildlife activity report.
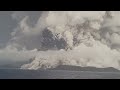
[0,11,15,46]
[0,11,42,48]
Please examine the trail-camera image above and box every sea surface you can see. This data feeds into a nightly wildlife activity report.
[0,68,120,79]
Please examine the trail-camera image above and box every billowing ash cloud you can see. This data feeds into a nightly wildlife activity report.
[9,11,106,50]
[21,41,120,70]
[2,11,120,70]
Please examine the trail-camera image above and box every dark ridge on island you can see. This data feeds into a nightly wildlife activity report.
[49,65,120,72]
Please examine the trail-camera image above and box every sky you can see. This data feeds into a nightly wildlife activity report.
[0,11,43,65]
[0,11,42,48]
[0,11,15,47]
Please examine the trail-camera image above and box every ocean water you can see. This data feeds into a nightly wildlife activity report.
[0,69,120,79]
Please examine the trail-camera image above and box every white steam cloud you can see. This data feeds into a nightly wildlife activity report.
[2,11,120,70]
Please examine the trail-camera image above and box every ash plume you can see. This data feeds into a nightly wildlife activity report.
[2,11,120,70]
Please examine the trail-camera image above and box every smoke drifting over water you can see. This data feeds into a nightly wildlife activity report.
[2,11,120,70]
